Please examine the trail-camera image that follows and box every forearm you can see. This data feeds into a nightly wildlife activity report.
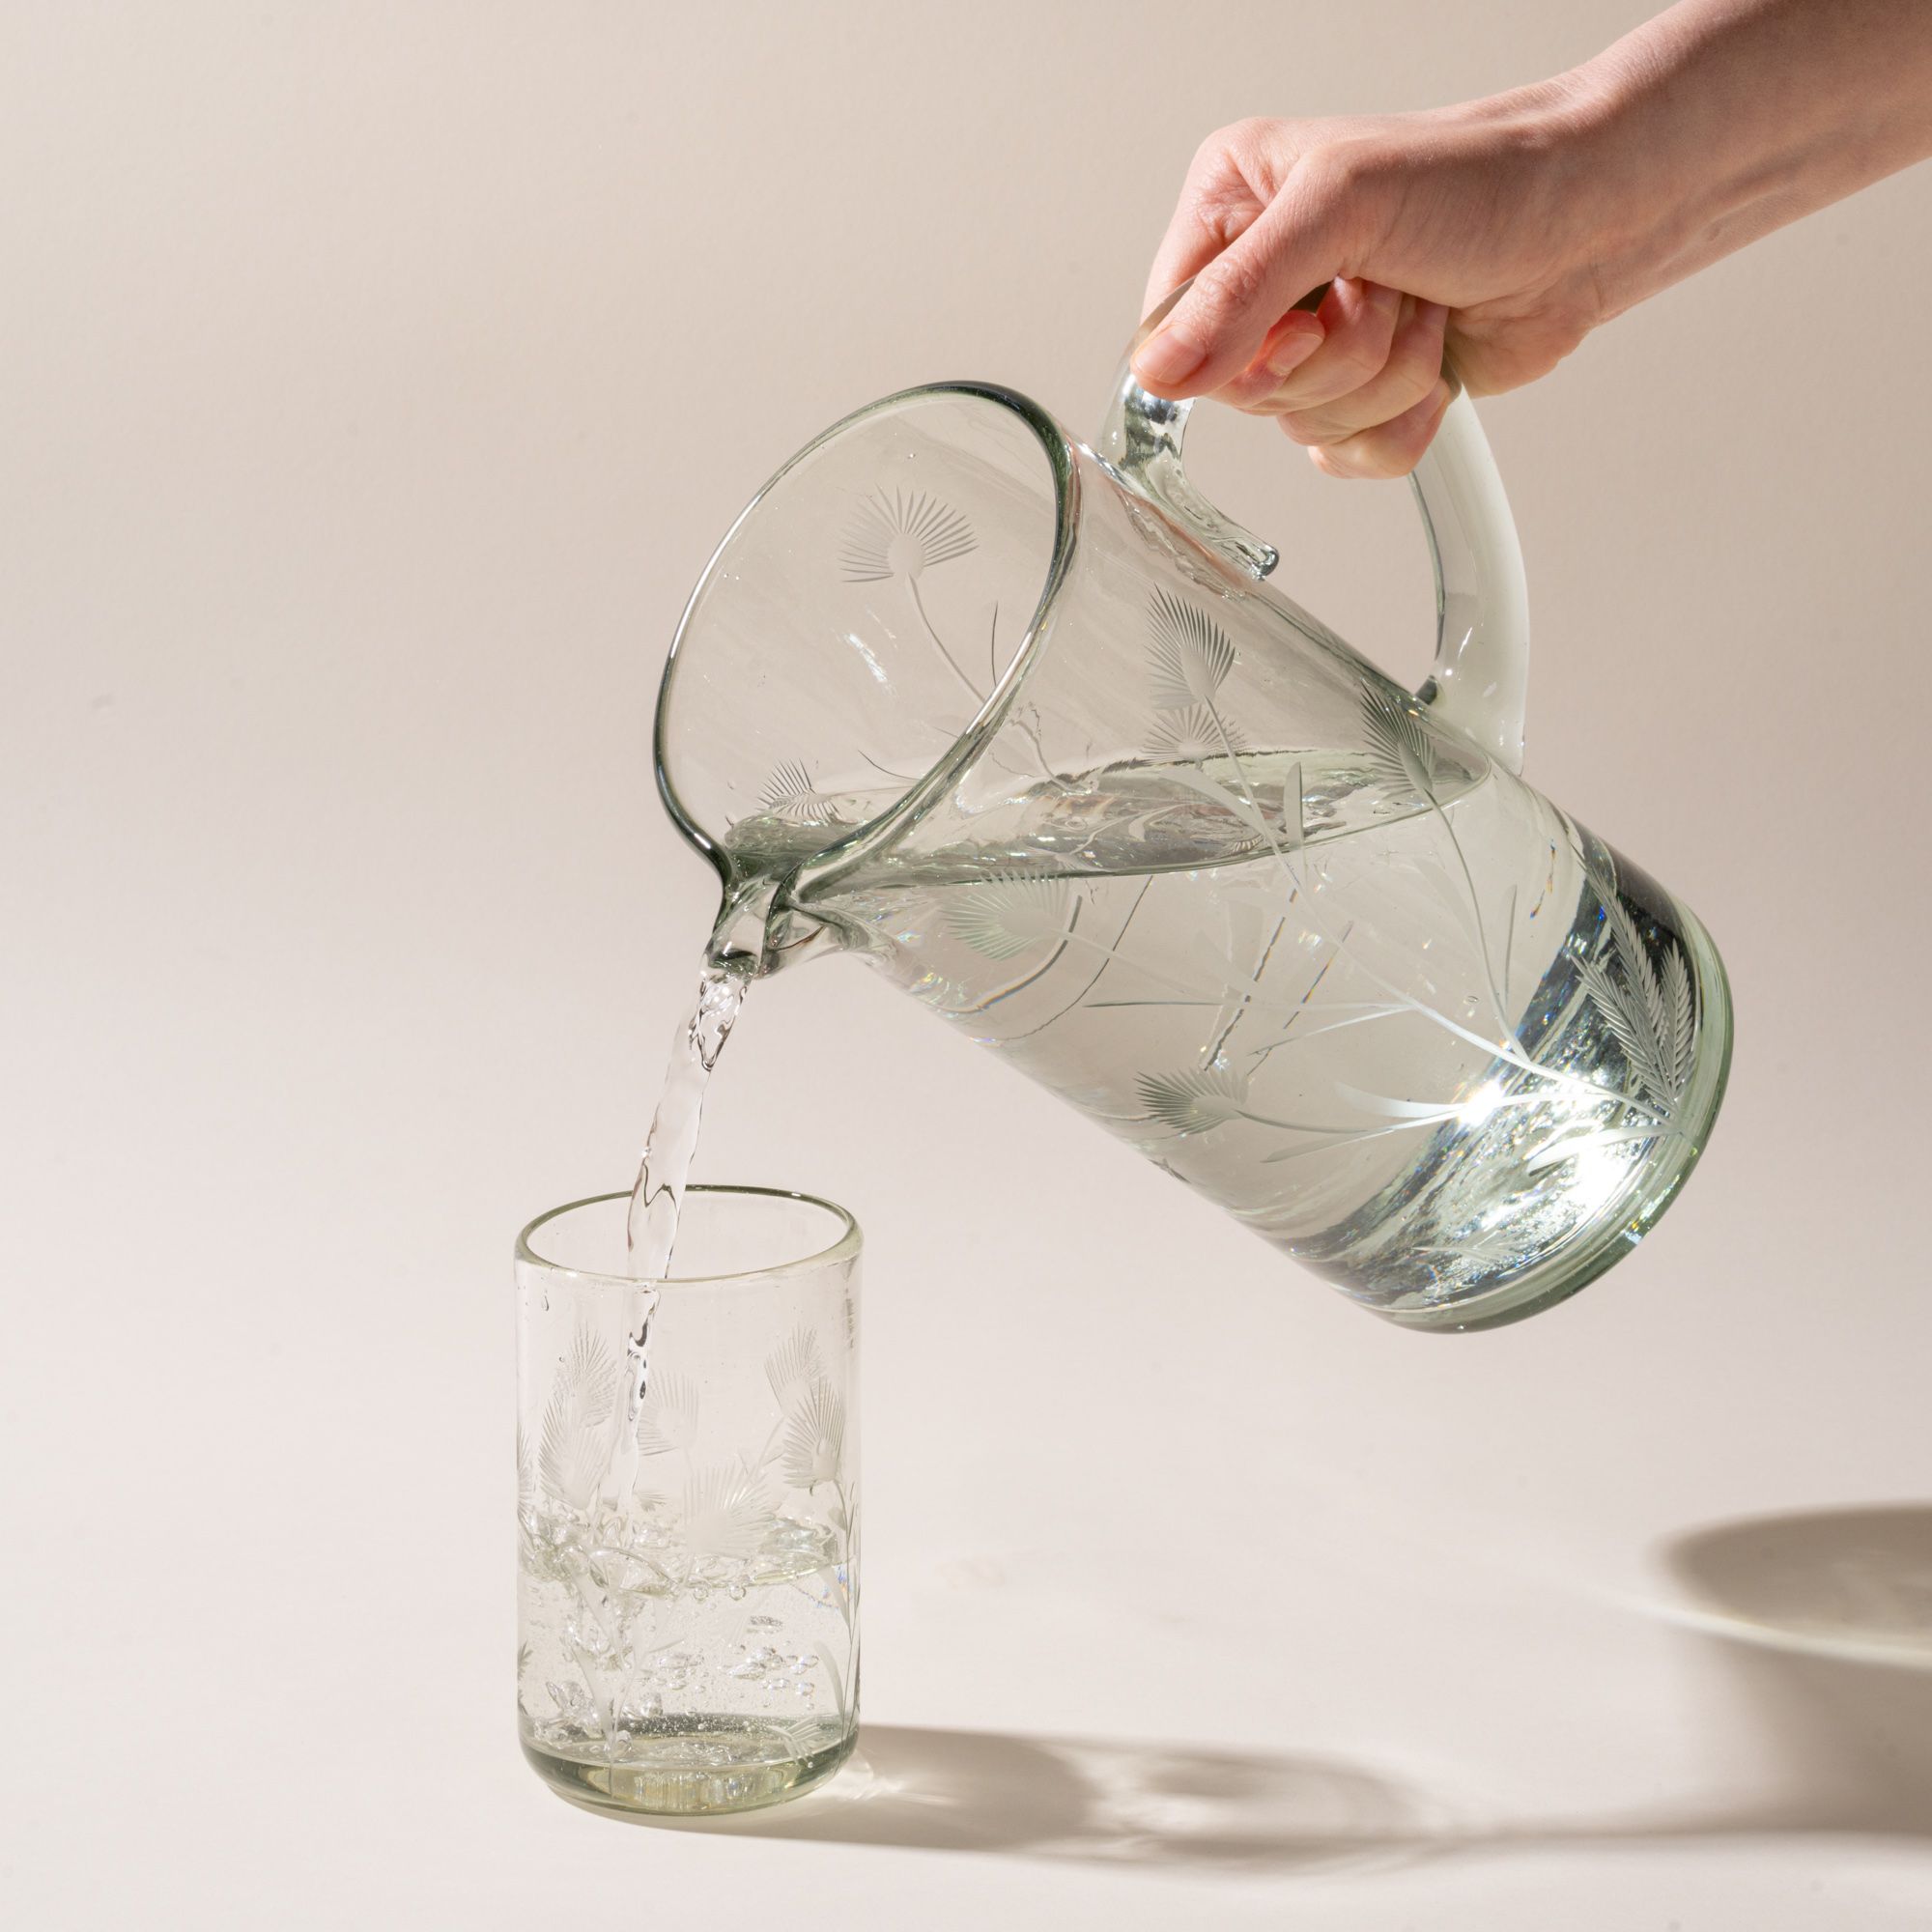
[1565,0,1932,317]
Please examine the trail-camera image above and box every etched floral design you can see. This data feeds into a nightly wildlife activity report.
[758,759,846,829]
[1135,1063,1345,1138]
[682,1462,775,1558]
[838,486,976,583]
[1141,593,1263,845]
[528,1323,853,1530]
[830,483,1068,787]
[1147,701,1248,760]
[837,484,993,725]
[1136,1065,1254,1133]
[943,874,1073,960]
[764,1324,825,1402]
[633,1370,700,1459]
[781,1380,846,1492]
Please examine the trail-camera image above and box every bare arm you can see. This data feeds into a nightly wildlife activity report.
[1133,0,1932,476]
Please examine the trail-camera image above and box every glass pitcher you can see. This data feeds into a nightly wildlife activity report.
[653,290,1732,1332]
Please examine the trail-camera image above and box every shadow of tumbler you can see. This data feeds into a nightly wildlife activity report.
[618,1723,1452,1874]
[577,1506,1932,1864]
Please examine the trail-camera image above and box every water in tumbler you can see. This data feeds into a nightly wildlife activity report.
[517,1463,853,1807]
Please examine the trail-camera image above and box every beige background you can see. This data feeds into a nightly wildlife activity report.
[8,2,1931,1925]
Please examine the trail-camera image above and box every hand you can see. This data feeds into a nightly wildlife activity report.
[1134,85,1617,477]
[1136,0,1932,480]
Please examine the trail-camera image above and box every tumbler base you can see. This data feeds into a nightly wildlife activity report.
[523,1714,857,1817]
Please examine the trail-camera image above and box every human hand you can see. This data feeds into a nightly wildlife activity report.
[1137,0,1932,480]
[1134,85,1615,477]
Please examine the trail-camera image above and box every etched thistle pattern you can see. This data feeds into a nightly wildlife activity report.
[517,1318,855,1766]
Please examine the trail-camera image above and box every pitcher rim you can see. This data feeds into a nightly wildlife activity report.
[652,380,1082,902]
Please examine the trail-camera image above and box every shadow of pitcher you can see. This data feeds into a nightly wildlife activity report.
[1659,1501,1932,1836]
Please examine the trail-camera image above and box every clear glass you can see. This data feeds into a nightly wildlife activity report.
[514,1186,860,1815]
[655,379,1731,1334]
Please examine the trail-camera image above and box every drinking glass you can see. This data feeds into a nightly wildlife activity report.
[515,1185,860,1815]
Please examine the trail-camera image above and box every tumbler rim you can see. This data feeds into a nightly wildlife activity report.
[515,1183,861,1291]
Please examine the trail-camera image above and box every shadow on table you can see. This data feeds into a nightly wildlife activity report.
[1652,1501,1932,1838]
[620,1504,1932,1868]
[635,1724,1450,1874]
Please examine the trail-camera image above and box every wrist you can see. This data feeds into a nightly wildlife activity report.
[1546,1,1932,318]
[1530,50,1711,322]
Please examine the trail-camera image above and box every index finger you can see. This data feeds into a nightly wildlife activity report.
[1140,149,1267,319]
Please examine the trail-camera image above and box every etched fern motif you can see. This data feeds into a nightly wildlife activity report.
[1579,886,1697,1112]
[1147,588,1238,713]
[526,1316,853,1528]
[515,1423,537,1520]
[1361,685,1443,800]
[538,1324,620,1510]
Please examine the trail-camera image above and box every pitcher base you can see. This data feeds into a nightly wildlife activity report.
[1369,900,1734,1334]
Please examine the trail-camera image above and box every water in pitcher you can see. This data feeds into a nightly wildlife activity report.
[724,734,1715,1321]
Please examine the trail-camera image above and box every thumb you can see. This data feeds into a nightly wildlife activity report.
[1132,175,1345,397]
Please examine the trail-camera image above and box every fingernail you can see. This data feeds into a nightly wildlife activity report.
[1265,322,1323,380]
[1133,325,1207,388]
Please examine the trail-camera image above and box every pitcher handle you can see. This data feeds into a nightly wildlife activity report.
[1097,280,1531,775]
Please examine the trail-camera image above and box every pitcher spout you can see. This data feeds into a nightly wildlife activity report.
[704,873,845,979]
